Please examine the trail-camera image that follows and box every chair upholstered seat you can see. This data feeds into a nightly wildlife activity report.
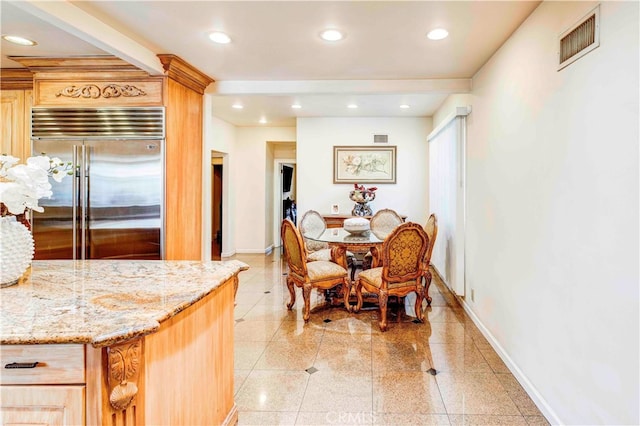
[306,260,350,281]
[357,267,417,290]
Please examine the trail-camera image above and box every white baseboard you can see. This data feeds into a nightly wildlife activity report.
[235,245,273,255]
[430,267,561,425]
[220,250,236,258]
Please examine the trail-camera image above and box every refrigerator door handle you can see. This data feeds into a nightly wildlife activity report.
[80,144,88,260]
[72,145,79,260]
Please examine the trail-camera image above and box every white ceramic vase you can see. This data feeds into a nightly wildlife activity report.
[0,216,34,288]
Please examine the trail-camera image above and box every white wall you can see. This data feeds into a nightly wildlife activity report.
[297,117,432,224]
[234,127,296,253]
[439,2,639,424]
[203,101,237,259]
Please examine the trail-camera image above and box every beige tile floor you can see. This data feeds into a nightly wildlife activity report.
[231,251,550,426]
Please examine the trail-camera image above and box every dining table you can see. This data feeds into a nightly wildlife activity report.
[303,226,389,309]
[303,226,385,283]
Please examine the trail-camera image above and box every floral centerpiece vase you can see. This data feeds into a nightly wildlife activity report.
[0,154,72,287]
[349,184,377,217]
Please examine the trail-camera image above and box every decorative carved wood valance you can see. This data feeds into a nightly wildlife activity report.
[56,84,147,99]
[157,54,214,95]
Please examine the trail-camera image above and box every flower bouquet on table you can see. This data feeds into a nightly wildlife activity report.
[0,154,73,287]
[349,184,377,216]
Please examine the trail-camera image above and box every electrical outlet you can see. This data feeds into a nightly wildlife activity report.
[471,289,475,302]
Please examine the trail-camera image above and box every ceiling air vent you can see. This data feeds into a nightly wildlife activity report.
[558,5,600,71]
[373,134,388,143]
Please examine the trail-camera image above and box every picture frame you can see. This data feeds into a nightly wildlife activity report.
[330,204,339,214]
[333,145,397,184]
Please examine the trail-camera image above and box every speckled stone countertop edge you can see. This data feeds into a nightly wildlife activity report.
[0,260,249,348]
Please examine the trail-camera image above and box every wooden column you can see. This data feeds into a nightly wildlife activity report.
[158,54,214,260]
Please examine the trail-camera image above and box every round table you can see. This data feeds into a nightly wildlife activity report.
[303,228,386,310]
[304,227,383,271]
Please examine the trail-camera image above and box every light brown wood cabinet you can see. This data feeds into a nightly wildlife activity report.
[1,385,84,425]
[0,89,32,161]
[0,273,237,426]
[0,344,85,425]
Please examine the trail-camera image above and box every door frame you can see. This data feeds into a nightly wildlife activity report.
[211,159,223,259]
[273,158,296,247]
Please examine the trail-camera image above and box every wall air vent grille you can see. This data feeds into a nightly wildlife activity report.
[373,134,389,143]
[31,107,165,139]
[558,5,600,71]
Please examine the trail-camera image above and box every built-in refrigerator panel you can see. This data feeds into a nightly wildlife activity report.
[86,139,162,259]
[31,107,165,260]
[32,139,163,260]
[30,139,77,259]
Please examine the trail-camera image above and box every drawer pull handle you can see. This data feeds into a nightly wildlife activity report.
[5,362,39,369]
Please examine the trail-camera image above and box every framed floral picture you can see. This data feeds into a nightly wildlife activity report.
[333,145,397,184]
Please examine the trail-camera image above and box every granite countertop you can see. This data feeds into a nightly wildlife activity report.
[0,260,249,348]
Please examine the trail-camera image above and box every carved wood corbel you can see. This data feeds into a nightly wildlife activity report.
[107,338,142,411]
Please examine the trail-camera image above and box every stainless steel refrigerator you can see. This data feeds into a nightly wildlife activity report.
[30,107,165,260]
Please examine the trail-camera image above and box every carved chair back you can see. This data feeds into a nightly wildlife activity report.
[380,222,429,290]
[299,209,329,252]
[424,213,438,264]
[281,219,308,279]
[370,208,403,240]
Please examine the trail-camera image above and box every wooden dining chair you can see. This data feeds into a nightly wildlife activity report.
[423,213,438,306]
[299,210,332,261]
[362,208,404,270]
[281,219,351,321]
[354,222,429,331]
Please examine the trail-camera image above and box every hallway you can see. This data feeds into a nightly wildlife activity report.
[231,250,550,425]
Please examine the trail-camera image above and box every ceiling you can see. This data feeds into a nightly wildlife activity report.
[1,1,540,126]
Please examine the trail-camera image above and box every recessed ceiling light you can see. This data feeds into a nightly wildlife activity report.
[400,104,410,109]
[209,31,231,44]
[320,29,344,42]
[2,35,37,46]
[232,103,243,109]
[291,104,302,109]
[427,28,449,40]
[259,118,267,124]
[347,104,358,109]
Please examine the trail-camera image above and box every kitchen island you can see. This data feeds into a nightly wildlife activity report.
[0,259,248,426]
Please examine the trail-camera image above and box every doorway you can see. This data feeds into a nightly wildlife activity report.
[273,159,296,248]
[211,157,223,260]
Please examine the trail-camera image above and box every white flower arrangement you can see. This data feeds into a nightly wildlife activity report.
[0,154,74,216]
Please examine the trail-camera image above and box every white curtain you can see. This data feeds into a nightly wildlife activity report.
[428,116,466,296]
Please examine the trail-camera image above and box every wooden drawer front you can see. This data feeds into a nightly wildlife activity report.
[0,345,85,385]
[1,385,84,426]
